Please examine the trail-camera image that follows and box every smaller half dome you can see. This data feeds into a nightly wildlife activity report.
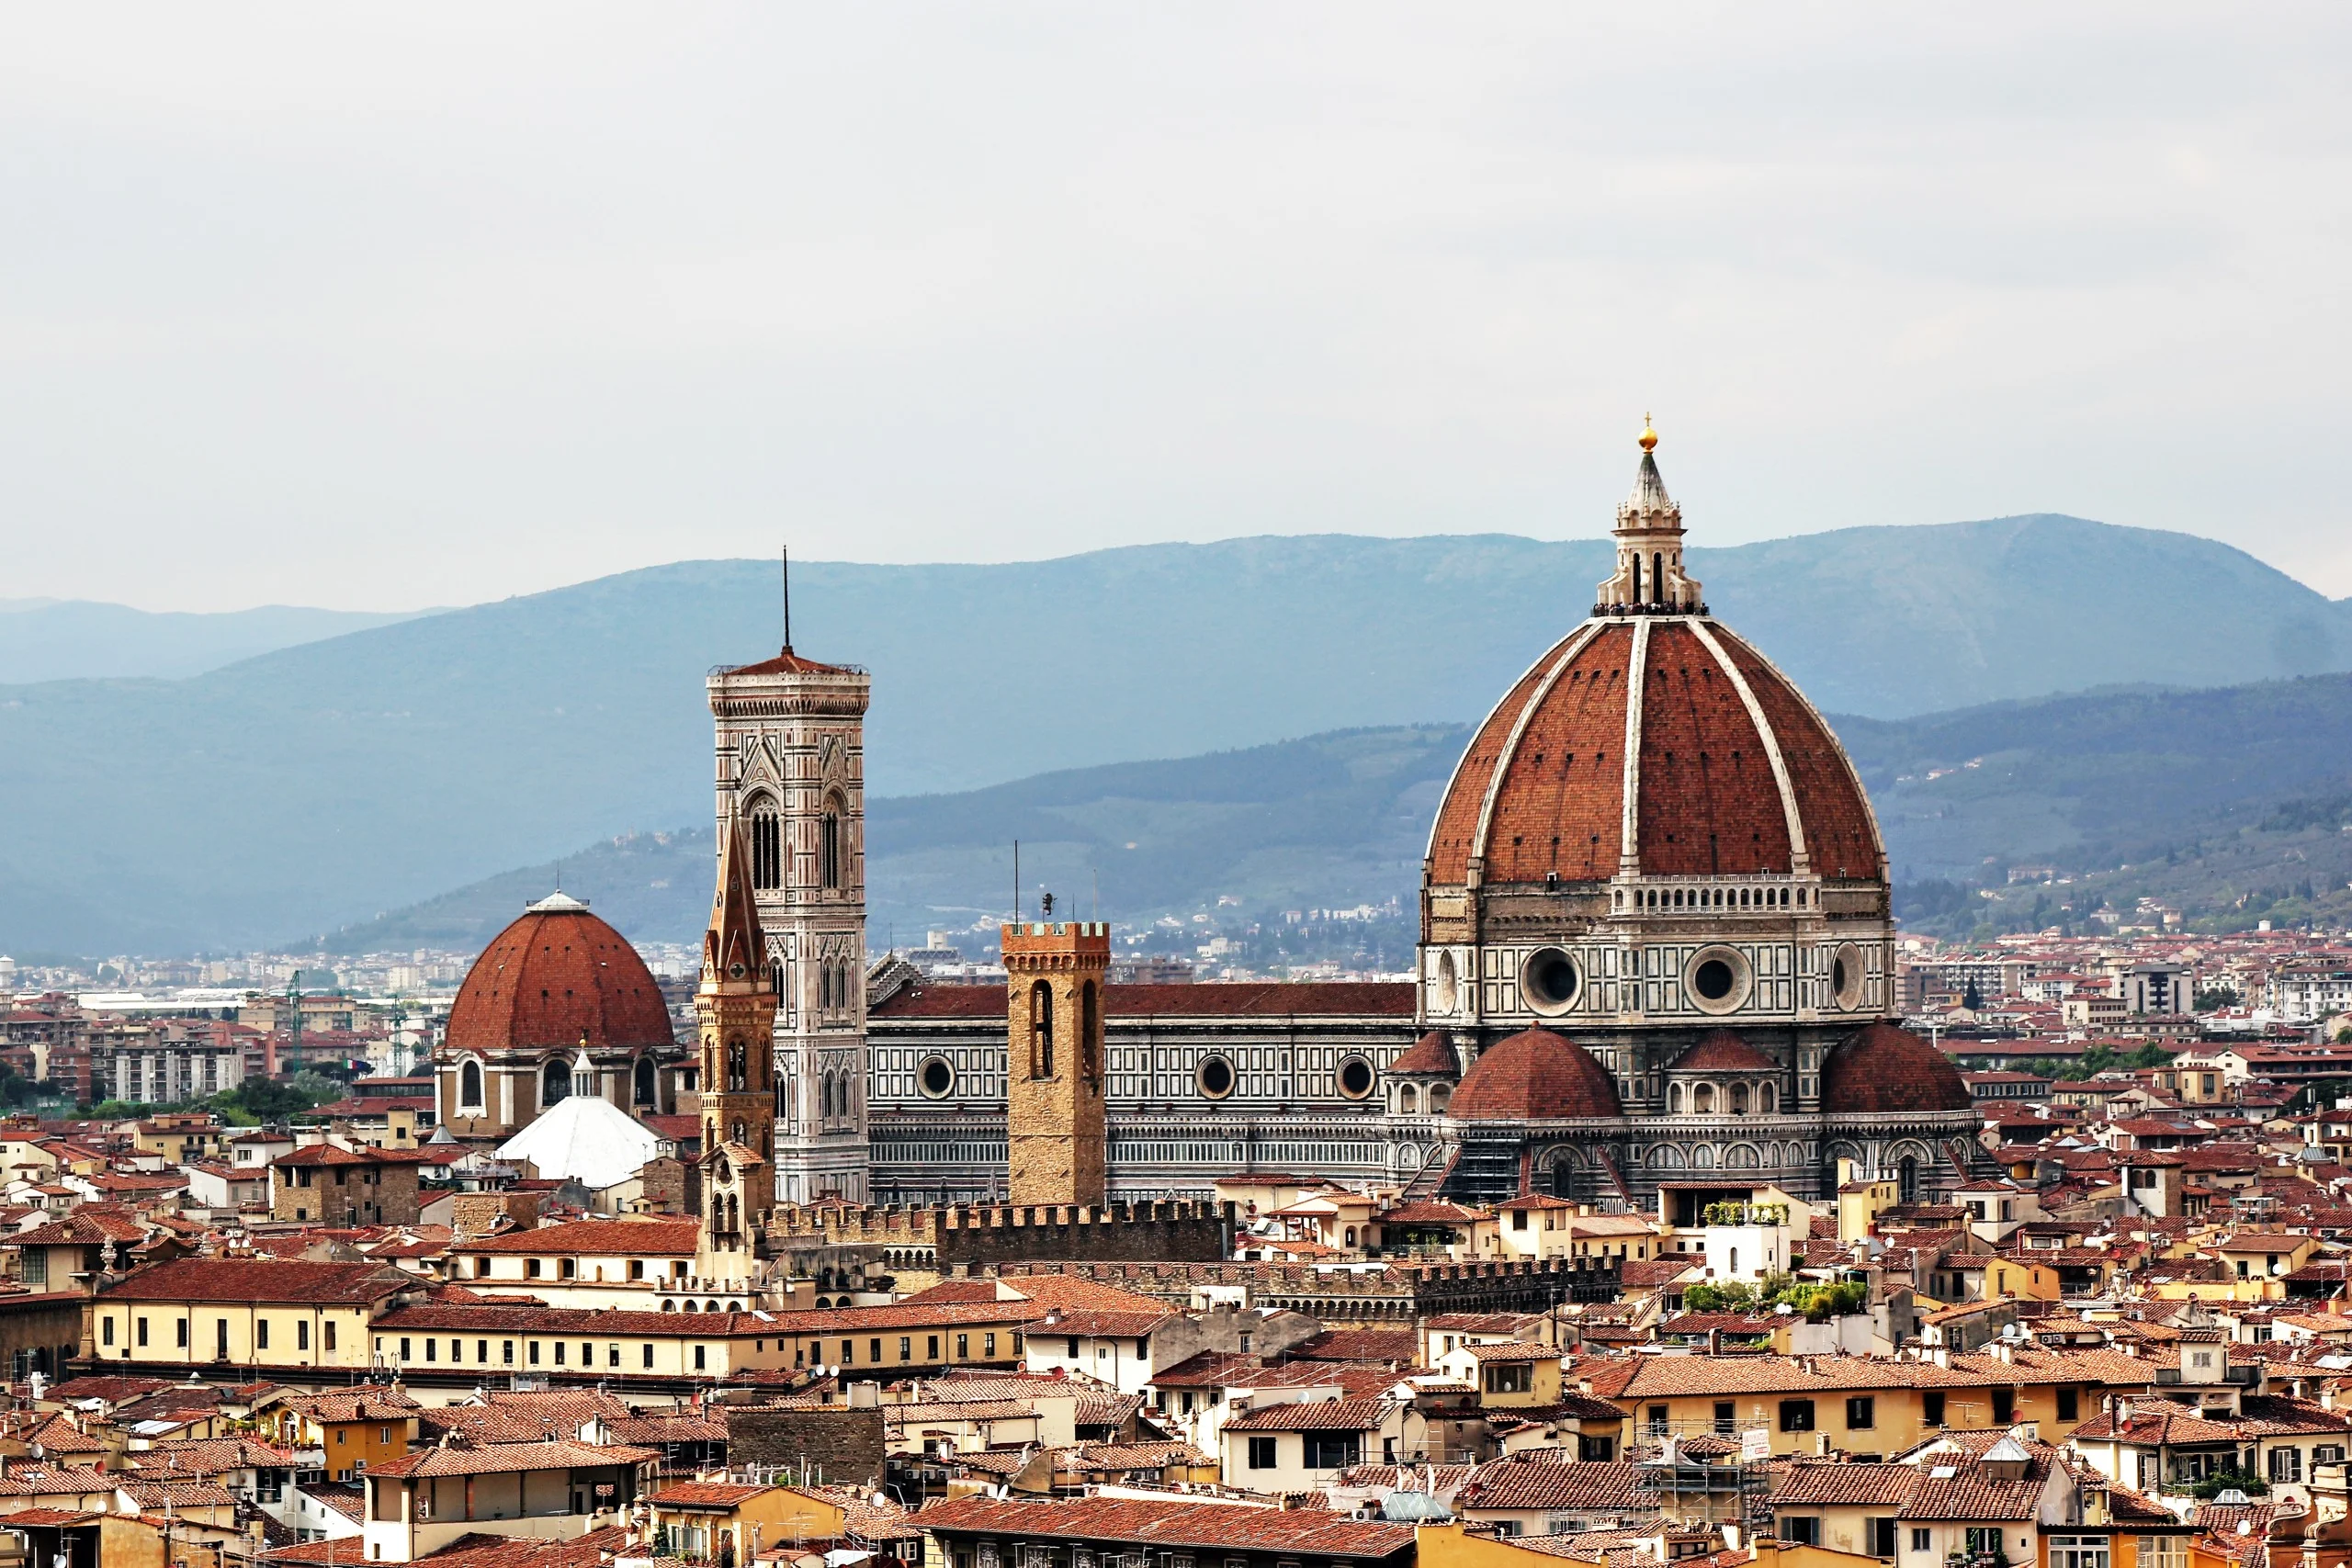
[1388,1031,1461,1079]
[1451,1027,1623,1121]
[1822,1022,1972,1114]
[1671,1031,1779,1074]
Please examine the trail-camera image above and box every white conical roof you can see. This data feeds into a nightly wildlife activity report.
[496,1093,662,1191]
[1981,1434,2033,1464]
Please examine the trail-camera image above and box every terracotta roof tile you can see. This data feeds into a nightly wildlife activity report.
[915,1495,1412,1556]
[368,1438,656,1478]
[873,982,1413,1021]
[1457,1458,1644,1513]
[1225,1396,1385,1432]
[1450,1028,1622,1121]
[96,1258,414,1306]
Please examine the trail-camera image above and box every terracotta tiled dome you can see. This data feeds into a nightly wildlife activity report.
[445,893,675,1055]
[1388,1031,1461,1078]
[1821,1022,1972,1114]
[1671,1031,1778,1073]
[1449,1027,1623,1121]
[1427,616,1882,886]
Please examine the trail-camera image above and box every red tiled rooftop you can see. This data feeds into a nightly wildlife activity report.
[873,982,1413,1020]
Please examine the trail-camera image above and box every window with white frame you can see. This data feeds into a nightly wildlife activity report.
[2049,1538,2109,1568]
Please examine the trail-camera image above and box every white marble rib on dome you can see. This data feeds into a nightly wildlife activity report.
[496,1093,662,1191]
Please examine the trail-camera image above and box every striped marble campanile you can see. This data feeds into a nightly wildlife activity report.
[707,638,873,1203]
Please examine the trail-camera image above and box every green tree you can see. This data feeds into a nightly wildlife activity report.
[1679,1281,1757,1314]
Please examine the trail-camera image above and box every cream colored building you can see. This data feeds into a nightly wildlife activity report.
[86,1257,421,1373]
[444,1215,739,1310]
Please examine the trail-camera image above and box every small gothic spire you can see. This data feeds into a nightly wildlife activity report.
[704,809,770,989]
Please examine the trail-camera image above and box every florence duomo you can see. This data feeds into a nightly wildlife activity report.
[428,423,1980,1234]
[21,14,2352,1554]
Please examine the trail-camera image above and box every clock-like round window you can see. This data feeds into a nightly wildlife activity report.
[1684,945,1754,1017]
[1197,1055,1236,1100]
[1830,942,1867,1011]
[1521,948,1582,1016]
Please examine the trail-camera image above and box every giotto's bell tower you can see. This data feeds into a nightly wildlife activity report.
[707,628,872,1205]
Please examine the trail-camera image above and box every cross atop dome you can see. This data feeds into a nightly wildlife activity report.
[1595,416,1704,614]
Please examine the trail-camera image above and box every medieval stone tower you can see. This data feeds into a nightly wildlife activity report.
[696,818,776,1268]
[707,641,872,1203]
[1002,916,1110,1207]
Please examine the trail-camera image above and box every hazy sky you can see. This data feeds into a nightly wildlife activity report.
[4,6,2348,610]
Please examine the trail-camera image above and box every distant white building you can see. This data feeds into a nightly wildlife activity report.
[2267,964,2352,1022]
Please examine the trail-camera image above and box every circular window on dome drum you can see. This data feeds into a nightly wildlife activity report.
[1684,945,1754,1017]
[918,1055,956,1100]
[1337,1056,1375,1100]
[1431,951,1459,1013]
[1197,1055,1237,1100]
[1521,948,1582,1016]
[1830,942,1867,1011]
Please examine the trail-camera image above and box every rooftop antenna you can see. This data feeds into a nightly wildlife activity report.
[1012,840,1020,925]
[782,545,792,651]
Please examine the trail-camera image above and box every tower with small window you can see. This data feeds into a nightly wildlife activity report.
[1002,913,1110,1206]
[707,637,872,1203]
[696,817,777,1265]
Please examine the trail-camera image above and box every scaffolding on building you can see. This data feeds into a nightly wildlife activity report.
[1629,1422,1777,1536]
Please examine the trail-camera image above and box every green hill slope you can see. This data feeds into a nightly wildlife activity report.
[332,670,2352,956]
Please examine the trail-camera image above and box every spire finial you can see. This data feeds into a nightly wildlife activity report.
[1638,413,1657,453]
[781,545,792,652]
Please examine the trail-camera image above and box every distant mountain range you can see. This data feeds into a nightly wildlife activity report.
[0,599,428,682]
[332,670,2352,955]
[5,514,2349,954]
[319,725,1468,954]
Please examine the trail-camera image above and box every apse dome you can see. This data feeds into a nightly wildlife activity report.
[1448,1027,1623,1121]
[445,892,675,1056]
[1821,1022,1973,1114]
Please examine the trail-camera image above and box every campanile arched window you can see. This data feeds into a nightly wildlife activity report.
[728,1040,749,1092]
[1029,981,1055,1078]
[819,795,844,891]
[748,795,783,891]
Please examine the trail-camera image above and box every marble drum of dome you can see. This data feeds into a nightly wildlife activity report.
[1409,423,1980,1205]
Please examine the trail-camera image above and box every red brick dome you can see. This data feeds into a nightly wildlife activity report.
[1449,1027,1623,1121]
[445,893,675,1057]
[1821,1022,1972,1115]
[1388,1031,1461,1078]
[1671,1031,1778,1073]
[1425,617,1883,886]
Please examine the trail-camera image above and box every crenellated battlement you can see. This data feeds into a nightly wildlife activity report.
[764,1199,1234,1269]
[984,1253,1623,1320]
